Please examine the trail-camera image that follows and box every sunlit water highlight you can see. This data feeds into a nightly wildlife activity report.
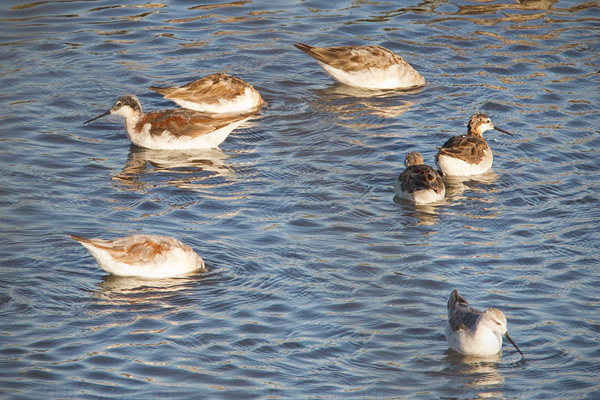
[0,0,599,398]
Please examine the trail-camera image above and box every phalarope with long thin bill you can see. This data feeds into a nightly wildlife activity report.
[445,289,524,357]
[436,112,513,176]
[294,43,425,90]
[395,151,445,204]
[71,234,206,278]
[149,73,264,114]
[84,95,256,150]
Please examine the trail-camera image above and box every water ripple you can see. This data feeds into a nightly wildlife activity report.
[0,0,599,398]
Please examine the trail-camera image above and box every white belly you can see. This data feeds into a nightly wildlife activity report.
[436,151,493,177]
[394,181,445,204]
[445,321,503,356]
[82,244,203,278]
[172,88,262,114]
[318,62,425,90]
[127,116,251,150]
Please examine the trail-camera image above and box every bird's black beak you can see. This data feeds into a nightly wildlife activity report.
[84,110,111,125]
[494,126,514,137]
[505,332,524,357]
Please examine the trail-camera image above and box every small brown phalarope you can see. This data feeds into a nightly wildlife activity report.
[294,43,426,90]
[445,289,524,357]
[436,113,514,176]
[149,73,264,114]
[394,152,445,204]
[71,234,206,278]
[84,95,256,150]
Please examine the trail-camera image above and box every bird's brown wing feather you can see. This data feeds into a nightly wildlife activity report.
[437,134,488,164]
[399,165,445,194]
[295,43,403,72]
[141,110,254,138]
[150,73,248,104]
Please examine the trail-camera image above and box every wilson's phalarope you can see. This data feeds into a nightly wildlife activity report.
[149,73,264,114]
[84,95,255,150]
[394,151,445,204]
[445,289,524,357]
[294,43,425,90]
[436,113,513,176]
[71,234,206,278]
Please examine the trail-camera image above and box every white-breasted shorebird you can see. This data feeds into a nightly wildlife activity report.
[149,73,264,114]
[436,113,513,176]
[294,43,425,90]
[71,234,206,278]
[84,95,256,150]
[394,151,445,204]
[445,289,524,357]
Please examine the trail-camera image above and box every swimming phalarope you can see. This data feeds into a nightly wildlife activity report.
[84,95,255,150]
[394,151,445,204]
[445,289,524,357]
[436,113,513,176]
[70,234,206,278]
[149,73,264,114]
[294,43,425,90]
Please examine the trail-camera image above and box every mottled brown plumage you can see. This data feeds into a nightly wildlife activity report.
[399,164,445,194]
[295,43,407,72]
[84,95,256,150]
[70,234,206,277]
[395,151,445,204]
[149,73,263,113]
[437,134,489,164]
[435,112,513,176]
[138,108,255,139]
[294,43,425,89]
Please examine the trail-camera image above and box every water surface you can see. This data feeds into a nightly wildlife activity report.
[1,0,599,398]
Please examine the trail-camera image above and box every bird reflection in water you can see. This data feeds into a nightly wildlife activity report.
[443,351,508,399]
[313,83,422,121]
[393,197,445,226]
[442,170,499,202]
[112,146,232,192]
[94,273,201,301]
[393,170,500,225]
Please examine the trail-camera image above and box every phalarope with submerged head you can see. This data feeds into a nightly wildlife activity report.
[436,112,513,176]
[445,289,523,357]
[149,73,264,114]
[84,95,256,150]
[294,43,425,90]
[395,151,445,204]
[71,234,206,278]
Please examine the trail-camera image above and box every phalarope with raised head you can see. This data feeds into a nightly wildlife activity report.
[436,113,513,176]
[71,234,206,278]
[445,289,523,357]
[395,151,445,204]
[294,43,425,90]
[84,95,255,150]
[149,73,264,114]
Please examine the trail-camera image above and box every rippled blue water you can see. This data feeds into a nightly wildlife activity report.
[1,0,599,398]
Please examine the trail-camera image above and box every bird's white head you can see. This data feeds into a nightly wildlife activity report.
[109,95,143,118]
[468,112,514,137]
[484,308,508,335]
[484,307,523,357]
[84,95,143,125]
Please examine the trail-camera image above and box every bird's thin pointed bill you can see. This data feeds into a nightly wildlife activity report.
[84,110,111,125]
[494,126,514,137]
[505,332,524,357]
